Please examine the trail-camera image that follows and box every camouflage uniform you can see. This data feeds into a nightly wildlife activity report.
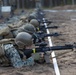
[4,44,34,68]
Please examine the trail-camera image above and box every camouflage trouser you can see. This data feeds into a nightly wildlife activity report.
[4,44,34,68]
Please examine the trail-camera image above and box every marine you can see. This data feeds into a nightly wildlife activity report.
[0,32,35,68]
[0,16,28,39]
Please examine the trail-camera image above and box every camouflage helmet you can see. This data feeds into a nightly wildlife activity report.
[30,19,39,27]
[17,23,36,34]
[28,13,37,21]
[15,32,33,47]
[23,23,36,34]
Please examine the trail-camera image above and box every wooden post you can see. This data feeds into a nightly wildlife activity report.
[17,0,20,9]
[72,0,75,5]
[3,0,6,5]
[0,0,2,18]
[40,0,43,7]
[35,0,42,8]
[22,0,24,9]
[50,0,53,7]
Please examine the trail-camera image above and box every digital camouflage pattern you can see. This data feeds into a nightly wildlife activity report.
[4,44,34,68]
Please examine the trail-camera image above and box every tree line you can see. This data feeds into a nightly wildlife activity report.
[1,0,76,8]
[42,0,76,7]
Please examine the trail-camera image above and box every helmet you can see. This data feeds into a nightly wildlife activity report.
[17,23,36,34]
[15,32,33,47]
[28,13,37,21]
[17,26,25,33]
[30,19,39,27]
[23,23,36,34]
[14,27,25,37]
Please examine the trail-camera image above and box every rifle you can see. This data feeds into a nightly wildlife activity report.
[38,25,58,32]
[33,31,60,44]
[21,42,76,58]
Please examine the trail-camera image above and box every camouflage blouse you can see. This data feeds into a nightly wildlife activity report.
[4,44,34,68]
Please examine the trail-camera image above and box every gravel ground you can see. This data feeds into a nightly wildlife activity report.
[0,8,76,75]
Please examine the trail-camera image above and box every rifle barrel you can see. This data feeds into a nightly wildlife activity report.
[23,44,74,56]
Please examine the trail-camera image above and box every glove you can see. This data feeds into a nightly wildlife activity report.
[32,53,45,64]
